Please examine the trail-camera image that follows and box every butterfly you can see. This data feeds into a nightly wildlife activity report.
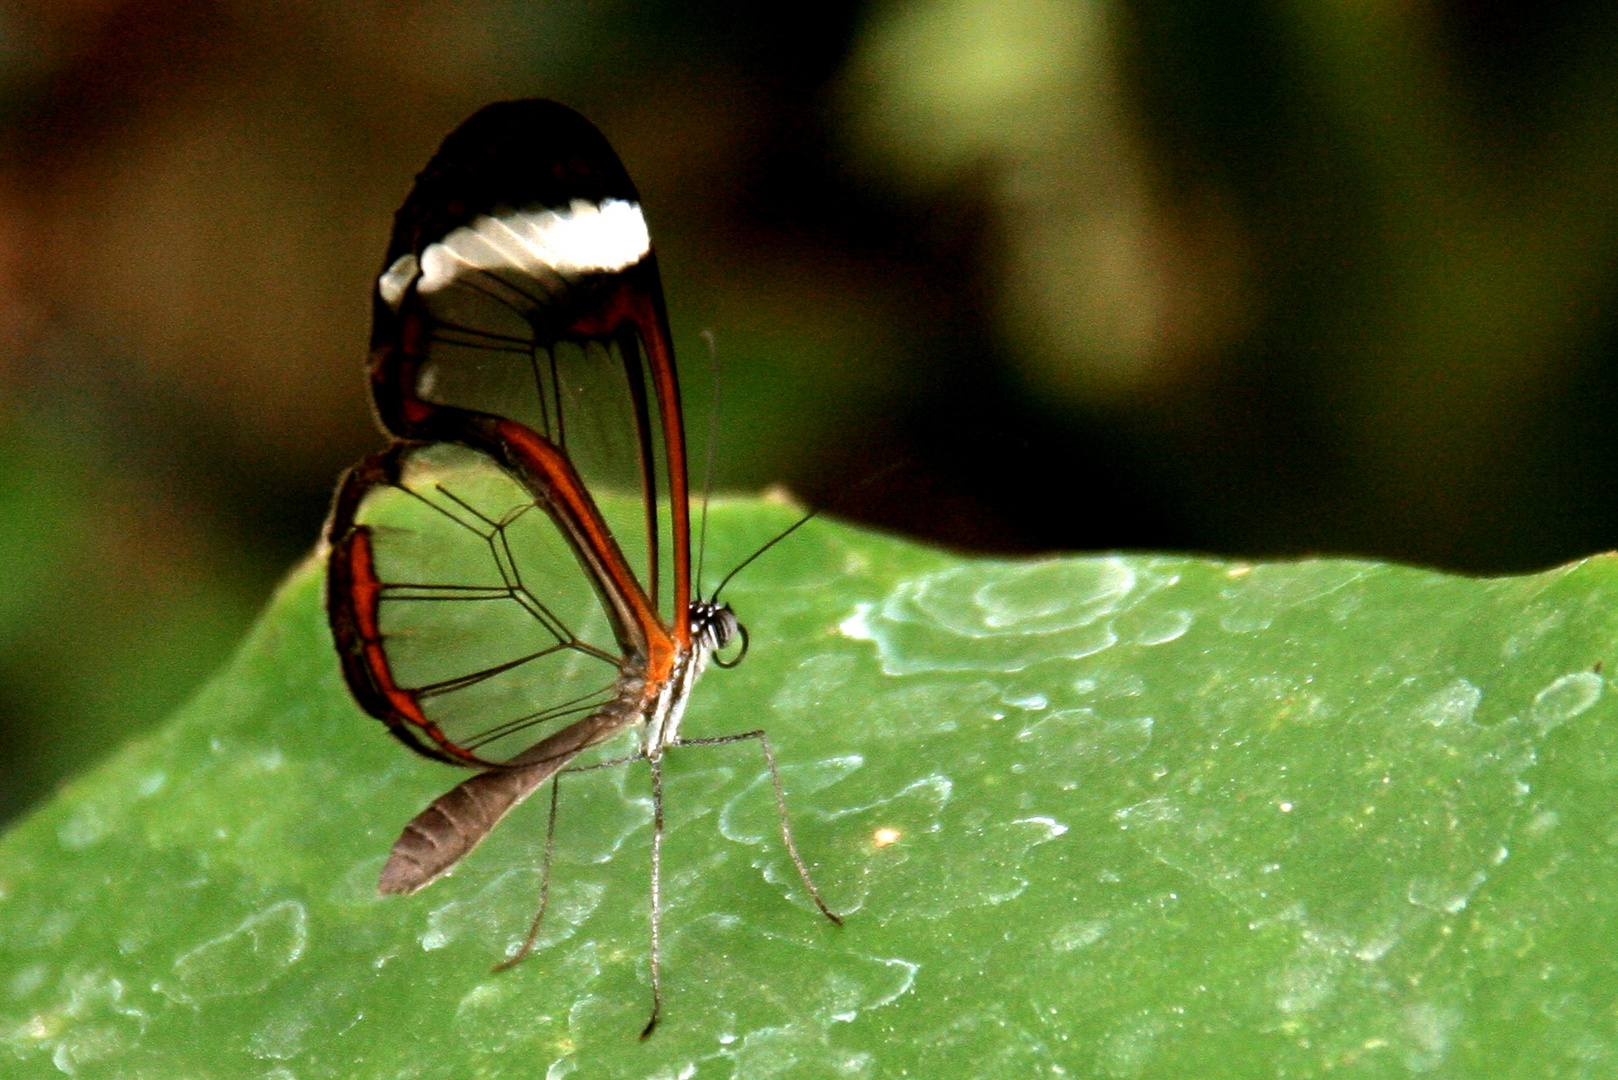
[323,99,839,1037]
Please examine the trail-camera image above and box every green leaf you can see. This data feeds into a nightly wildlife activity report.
[4,502,1618,1078]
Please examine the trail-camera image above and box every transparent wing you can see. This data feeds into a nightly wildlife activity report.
[407,290,677,629]
[367,100,691,638]
[328,441,648,766]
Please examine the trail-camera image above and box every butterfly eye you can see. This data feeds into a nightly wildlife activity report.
[712,621,749,669]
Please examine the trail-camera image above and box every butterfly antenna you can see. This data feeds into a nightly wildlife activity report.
[711,506,821,602]
[711,455,915,602]
[695,330,721,592]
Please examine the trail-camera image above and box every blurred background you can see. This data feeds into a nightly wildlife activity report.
[5,0,1618,822]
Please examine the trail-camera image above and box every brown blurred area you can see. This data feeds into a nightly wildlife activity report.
[5,0,1618,821]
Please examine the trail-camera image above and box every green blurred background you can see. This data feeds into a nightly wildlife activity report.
[4,0,1618,823]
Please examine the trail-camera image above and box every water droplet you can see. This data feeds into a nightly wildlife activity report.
[423,874,604,956]
[1530,672,1602,735]
[1218,562,1370,634]
[1052,919,1108,951]
[159,900,308,1004]
[1407,871,1487,914]
[1412,679,1482,727]
[842,560,1132,674]
[1116,608,1193,646]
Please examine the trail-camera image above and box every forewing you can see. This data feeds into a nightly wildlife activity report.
[369,100,690,640]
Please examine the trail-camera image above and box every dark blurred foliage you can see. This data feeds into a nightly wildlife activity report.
[5,0,1618,821]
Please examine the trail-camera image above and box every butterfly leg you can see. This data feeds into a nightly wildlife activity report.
[641,752,668,1039]
[677,730,843,926]
[491,773,563,973]
[492,752,646,973]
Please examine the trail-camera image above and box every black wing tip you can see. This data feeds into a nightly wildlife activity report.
[390,98,640,263]
[442,99,624,177]
[453,98,594,139]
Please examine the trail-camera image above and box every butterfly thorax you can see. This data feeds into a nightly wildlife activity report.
[641,601,740,755]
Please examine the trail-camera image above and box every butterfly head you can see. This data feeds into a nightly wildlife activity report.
[692,600,746,669]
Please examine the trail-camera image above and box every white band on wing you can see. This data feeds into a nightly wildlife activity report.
[415,198,650,299]
[378,253,419,309]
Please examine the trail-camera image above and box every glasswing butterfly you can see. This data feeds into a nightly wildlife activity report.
[324,99,839,1037]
